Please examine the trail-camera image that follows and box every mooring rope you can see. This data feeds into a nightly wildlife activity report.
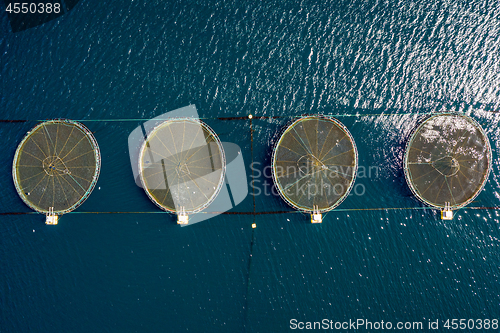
[3,206,500,216]
[1,111,490,123]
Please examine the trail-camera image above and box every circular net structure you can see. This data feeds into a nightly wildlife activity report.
[271,116,358,212]
[12,120,101,214]
[404,113,492,209]
[139,119,226,214]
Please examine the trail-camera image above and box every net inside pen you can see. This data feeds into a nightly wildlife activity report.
[271,116,358,212]
[404,114,491,208]
[139,119,226,214]
[12,120,101,214]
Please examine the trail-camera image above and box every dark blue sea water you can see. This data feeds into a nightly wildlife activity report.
[1,1,499,332]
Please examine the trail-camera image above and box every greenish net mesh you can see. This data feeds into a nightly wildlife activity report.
[12,120,101,214]
[272,116,358,212]
[404,113,492,208]
[139,119,226,214]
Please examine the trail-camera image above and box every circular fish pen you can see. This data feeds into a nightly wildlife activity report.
[139,119,226,215]
[12,120,101,214]
[271,116,358,213]
[404,113,492,209]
